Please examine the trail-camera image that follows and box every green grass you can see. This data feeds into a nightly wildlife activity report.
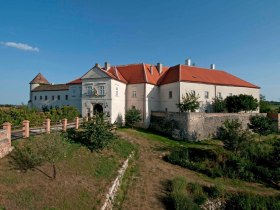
[118,128,280,196]
[0,135,137,210]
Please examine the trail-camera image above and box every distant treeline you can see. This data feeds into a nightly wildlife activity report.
[0,106,80,127]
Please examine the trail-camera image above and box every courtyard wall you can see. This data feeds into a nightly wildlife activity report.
[150,112,267,141]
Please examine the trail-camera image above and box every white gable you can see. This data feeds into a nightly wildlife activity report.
[82,66,110,79]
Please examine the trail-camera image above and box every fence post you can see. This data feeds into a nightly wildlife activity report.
[62,119,67,132]
[46,118,51,134]
[75,117,79,129]
[3,122,11,147]
[22,120,30,138]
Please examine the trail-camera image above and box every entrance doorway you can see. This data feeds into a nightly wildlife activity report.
[93,104,103,114]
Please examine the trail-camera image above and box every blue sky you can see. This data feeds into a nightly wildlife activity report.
[0,0,280,104]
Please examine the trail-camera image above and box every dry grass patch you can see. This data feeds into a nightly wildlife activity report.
[0,134,136,210]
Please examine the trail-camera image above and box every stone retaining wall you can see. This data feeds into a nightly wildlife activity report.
[0,129,12,158]
[150,112,267,141]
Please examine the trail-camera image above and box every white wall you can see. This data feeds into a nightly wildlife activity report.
[126,84,145,124]
[180,82,260,112]
[110,80,126,124]
[159,82,180,112]
[145,84,159,127]
[81,77,112,117]
[31,90,70,110]
[68,84,82,113]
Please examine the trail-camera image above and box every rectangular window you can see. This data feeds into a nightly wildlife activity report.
[87,86,93,96]
[45,96,47,100]
[52,96,54,100]
[40,96,42,100]
[204,91,209,99]
[169,91,172,99]
[58,95,60,100]
[217,92,222,98]
[132,90,137,98]
[34,96,37,100]
[115,87,118,97]
[99,86,105,95]
[65,95,68,100]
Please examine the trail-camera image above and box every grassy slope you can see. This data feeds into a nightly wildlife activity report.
[0,137,136,210]
[119,128,280,196]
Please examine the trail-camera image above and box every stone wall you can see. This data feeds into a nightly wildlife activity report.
[0,129,12,158]
[150,112,267,141]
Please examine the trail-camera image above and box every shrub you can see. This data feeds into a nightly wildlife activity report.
[79,114,115,151]
[203,185,224,199]
[225,193,280,210]
[212,97,226,113]
[170,177,200,210]
[225,94,258,113]
[177,92,200,112]
[125,107,142,127]
[218,119,253,152]
[249,115,274,139]
[10,133,68,179]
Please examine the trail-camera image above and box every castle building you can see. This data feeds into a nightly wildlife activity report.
[28,60,260,127]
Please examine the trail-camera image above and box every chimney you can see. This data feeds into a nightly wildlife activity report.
[95,63,101,68]
[104,62,110,71]
[185,58,191,66]
[150,65,153,75]
[210,64,215,69]
[157,63,163,74]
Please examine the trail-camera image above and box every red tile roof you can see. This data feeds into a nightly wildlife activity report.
[56,63,260,89]
[30,73,50,84]
[158,65,259,88]
[67,78,82,85]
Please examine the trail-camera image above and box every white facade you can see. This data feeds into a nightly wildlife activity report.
[29,63,260,127]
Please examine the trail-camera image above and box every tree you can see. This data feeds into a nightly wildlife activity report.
[125,107,142,127]
[259,95,272,113]
[10,133,68,179]
[225,94,258,113]
[79,114,115,151]
[218,119,253,153]
[212,97,226,113]
[249,115,274,140]
[177,92,200,112]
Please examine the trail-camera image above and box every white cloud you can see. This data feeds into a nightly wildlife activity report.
[0,41,39,52]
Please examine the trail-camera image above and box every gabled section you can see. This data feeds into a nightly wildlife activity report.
[30,73,50,84]
[81,66,113,80]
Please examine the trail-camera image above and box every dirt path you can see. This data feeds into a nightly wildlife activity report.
[116,129,280,210]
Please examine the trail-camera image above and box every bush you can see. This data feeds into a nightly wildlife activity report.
[203,185,224,199]
[225,193,280,210]
[170,177,200,210]
[249,115,274,139]
[177,92,200,112]
[225,94,258,113]
[125,107,142,127]
[68,114,115,151]
[218,119,253,152]
[10,133,68,179]
[212,97,226,113]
